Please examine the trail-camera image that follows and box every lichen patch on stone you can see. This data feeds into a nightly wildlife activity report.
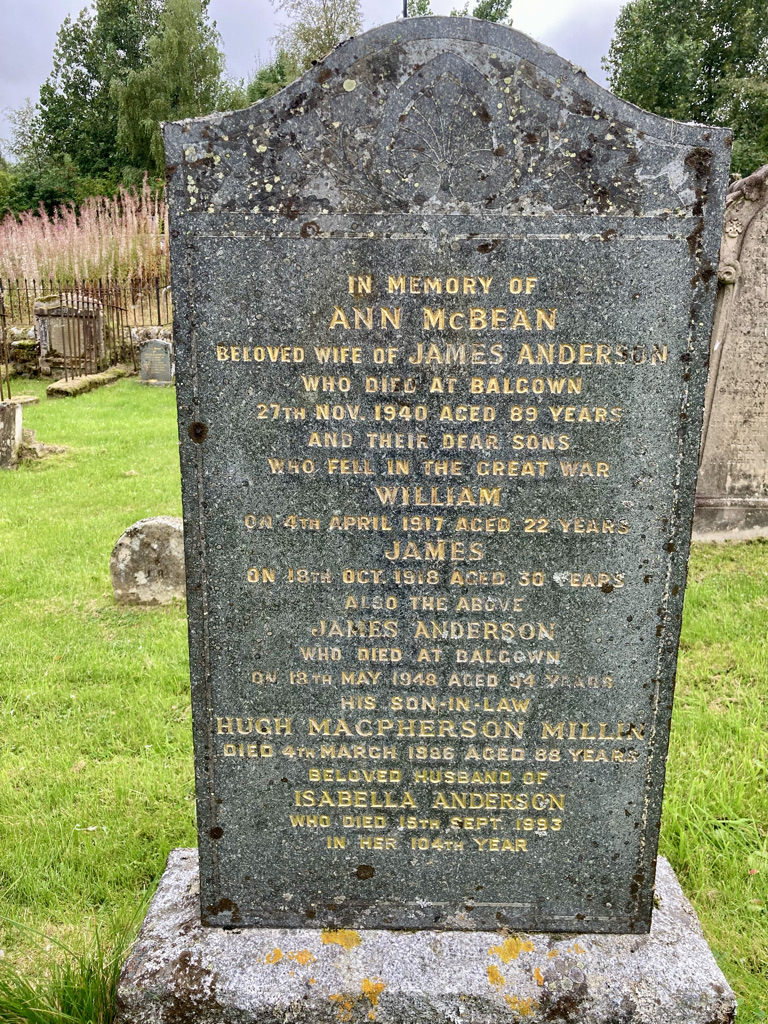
[361,976,386,1006]
[487,963,505,988]
[287,948,317,965]
[489,936,535,963]
[504,993,537,1016]
[322,928,361,950]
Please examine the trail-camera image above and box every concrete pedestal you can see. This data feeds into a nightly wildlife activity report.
[0,401,23,469]
[117,849,735,1024]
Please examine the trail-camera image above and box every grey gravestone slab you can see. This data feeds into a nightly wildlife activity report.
[164,17,730,933]
[695,164,768,540]
[117,848,736,1024]
[140,339,174,385]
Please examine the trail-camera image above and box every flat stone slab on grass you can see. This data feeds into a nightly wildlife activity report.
[6,395,40,406]
[46,364,130,399]
[18,428,69,461]
[117,849,736,1024]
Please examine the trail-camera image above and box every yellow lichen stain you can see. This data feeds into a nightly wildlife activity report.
[504,994,537,1016]
[265,948,283,964]
[322,929,362,950]
[569,942,586,954]
[546,949,559,958]
[487,964,505,989]
[329,994,354,1022]
[309,978,317,985]
[361,978,386,1007]
[533,967,544,986]
[489,937,535,964]
[361,977,386,1020]
[287,949,317,966]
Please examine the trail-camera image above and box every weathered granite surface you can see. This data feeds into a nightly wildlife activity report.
[695,163,768,540]
[117,848,736,1024]
[110,516,185,604]
[164,17,731,932]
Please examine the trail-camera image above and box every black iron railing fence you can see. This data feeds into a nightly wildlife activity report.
[0,275,173,398]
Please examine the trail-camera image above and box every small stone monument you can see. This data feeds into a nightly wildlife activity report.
[0,401,22,469]
[35,293,104,375]
[695,165,768,539]
[110,517,185,604]
[118,17,735,1023]
[140,339,174,386]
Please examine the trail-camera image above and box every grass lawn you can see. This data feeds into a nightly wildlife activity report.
[0,378,766,1019]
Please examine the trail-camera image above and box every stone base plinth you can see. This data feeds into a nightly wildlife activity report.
[693,498,768,541]
[117,849,735,1024]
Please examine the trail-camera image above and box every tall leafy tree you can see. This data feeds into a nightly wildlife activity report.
[603,0,768,175]
[273,0,363,71]
[2,99,102,214]
[38,0,164,176]
[113,0,225,174]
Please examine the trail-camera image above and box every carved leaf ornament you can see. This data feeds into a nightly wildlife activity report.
[172,24,708,222]
[376,53,515,206]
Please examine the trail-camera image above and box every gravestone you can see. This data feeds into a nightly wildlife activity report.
[695,164,768,539]
[119,17,734,1024]
[140,338,174,386]
[110,516,185,604]
[35,293,104,375]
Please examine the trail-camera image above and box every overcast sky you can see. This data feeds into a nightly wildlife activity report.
[0,0,623,150]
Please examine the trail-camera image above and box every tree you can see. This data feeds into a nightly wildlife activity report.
[113,0,226,174]
[407,0,433,15]
[603,0,768,176]
[246,51,301,102]
[449,0,512,22]
[718,69,768,174]
[273,0,363,71]
[0,99,106,215]
[4,101,47,172]
[38,0,164,177]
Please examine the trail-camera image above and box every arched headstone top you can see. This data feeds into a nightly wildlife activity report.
[165,17,727,226]
[718,164,768,283]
